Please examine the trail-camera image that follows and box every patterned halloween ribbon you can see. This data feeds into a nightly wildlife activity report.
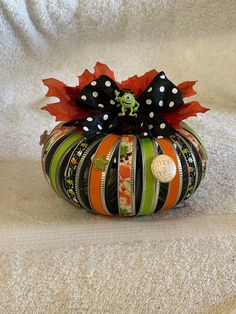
[64,72,184,138]
[118,135,137,216]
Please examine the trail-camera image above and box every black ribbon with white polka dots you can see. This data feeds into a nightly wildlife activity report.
[64,71,184,138]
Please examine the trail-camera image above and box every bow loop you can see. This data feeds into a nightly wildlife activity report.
[138,71,184,113]
[76,75,118,111]
[65,71,187,139]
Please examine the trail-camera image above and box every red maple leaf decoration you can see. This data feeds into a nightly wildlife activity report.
[161,101,208,128]
[119,69,158,98]
[41,62,209,129]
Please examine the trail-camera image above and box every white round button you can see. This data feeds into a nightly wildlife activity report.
[151,155,177,183]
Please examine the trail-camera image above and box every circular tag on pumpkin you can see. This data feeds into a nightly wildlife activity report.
[151,155,177,183]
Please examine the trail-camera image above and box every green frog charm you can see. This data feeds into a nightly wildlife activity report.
[115,90,140,117]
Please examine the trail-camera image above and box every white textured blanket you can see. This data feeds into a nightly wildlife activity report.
[0,0,236,313]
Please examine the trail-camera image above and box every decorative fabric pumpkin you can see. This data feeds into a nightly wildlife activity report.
[40,62,208,216]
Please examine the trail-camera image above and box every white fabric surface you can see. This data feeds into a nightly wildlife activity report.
[0,0,236,313]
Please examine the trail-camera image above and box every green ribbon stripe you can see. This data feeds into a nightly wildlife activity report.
[49,132,82,194]
[138,138,156,215]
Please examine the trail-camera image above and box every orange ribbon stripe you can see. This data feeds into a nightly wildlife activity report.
[89,134,120,215]
[156,138,181,211]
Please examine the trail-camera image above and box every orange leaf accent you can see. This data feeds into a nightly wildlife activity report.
[42,78,92,122]
[120,69,158,98]
[94,61,115,81]
[78,69,95,90]
[41,62,208,125]
[178,81,197,98]
[43,78,70,99]
[161,101,209,128]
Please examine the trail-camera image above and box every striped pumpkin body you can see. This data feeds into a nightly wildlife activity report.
[41,123,207,216]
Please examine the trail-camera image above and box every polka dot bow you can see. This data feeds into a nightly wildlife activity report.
[64,72,185,138]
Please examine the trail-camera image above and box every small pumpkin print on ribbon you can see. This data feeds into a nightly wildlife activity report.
[118,136,135,216]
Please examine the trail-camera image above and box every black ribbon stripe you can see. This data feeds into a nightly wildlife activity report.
[64,72,183,138]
